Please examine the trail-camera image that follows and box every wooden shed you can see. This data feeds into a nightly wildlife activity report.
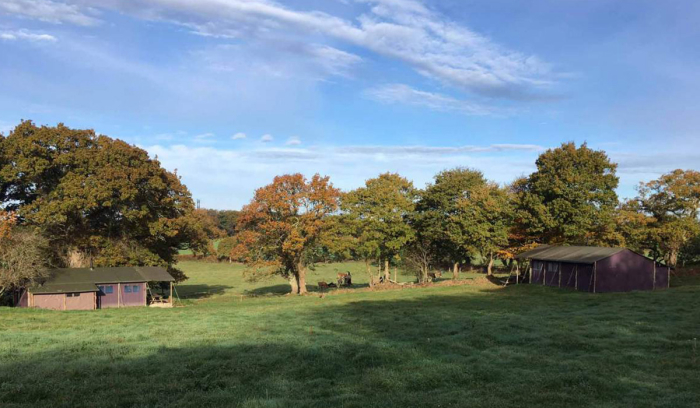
[19,266,175,311]
[516,245,670,293]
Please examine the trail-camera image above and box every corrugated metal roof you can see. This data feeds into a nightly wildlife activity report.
[515,245,626,264]
[29,283,98,294]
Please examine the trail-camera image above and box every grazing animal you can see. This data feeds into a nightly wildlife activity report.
[337,272,352,287]
[318,281,329,290]
[427,271,442,282]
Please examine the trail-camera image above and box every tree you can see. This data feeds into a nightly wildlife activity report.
[236,174,340,295]
[0,121,206,281]
[343,173,416,283]
[416,168,487,279]
[636,170,700,266]
[513,142,619,246]
[0,213,51,298]
[450,182,512,275]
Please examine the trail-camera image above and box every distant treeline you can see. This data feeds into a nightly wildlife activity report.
[1,121,699,297]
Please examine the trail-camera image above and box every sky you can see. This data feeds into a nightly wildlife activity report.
[1,0,699,209]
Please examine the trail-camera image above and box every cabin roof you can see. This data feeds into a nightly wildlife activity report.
[28,266,174,294]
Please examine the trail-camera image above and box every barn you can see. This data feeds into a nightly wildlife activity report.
[515,245,670,293]
[17,266,175,311]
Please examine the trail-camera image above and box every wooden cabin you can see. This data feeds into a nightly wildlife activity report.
[17,266,175,310]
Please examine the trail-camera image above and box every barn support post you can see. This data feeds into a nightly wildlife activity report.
[653,262,656,290]
[574,265,578,291]
[593,262,597,293]
[558,262,562,287]
[542,262,546,286]
[118,282,121,308]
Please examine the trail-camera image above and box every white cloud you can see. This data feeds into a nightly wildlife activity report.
[0,30,57,43]
[0,0,100,26]
[365,83,504,116]
[18,0,558,100]
[285,136,302,146]
[232,132,247,140]
[193,132,216,143]
[145,142,546,208]
[260,134,274,143]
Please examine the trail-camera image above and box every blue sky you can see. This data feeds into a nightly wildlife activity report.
[1,0,699,209]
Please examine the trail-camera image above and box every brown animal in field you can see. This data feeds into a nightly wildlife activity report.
[427,271,442,282]
[337,272,352,287]
[318,281,329,291]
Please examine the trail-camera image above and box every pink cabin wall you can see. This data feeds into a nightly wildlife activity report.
[33,294,64,310]
[97,282,146,308]
[65,292,96,310]
[120,282,146,307]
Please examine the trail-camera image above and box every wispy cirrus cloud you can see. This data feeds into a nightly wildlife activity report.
[2,0,559,100]
[365,84,505,116]
[0,0,100,26]
[232,132,247,140]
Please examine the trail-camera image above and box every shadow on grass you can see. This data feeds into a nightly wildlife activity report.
[3,285,698,408]
[176,284,233,299]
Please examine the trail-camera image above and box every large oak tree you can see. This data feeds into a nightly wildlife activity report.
[237,173,340,295]
[635,169,700,266]
[513,142,619,246]
[343,173,416,283]
[415,168,487,279]
[0,121,207,280]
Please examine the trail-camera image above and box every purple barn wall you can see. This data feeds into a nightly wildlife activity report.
[559,264,577,289]
[594,250,654,293]
[545,263,560,286]
[654,264,670,289]
[575,265,594,292]
[531,261,545,284]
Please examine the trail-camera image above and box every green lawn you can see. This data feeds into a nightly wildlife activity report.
[1,262,699,408]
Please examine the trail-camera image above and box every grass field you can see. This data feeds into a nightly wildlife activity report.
[1,262,700,407]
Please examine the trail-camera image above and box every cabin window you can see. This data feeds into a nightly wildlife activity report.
[98,285,105,293]
[124,285,132,293]
[105,285,114,294]
[66,293,80,297]
[132,285,140,293]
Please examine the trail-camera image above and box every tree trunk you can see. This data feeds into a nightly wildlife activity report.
[453,262,459,280]
[384,259,390,282]
[288,274,299,295]
[393,266,397,283]
[487,253,494,276]
[297,264,308,295]
[366,260,374,287]
[669,249,678,268]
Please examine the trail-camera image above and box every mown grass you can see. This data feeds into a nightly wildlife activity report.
[1,262,699,408]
